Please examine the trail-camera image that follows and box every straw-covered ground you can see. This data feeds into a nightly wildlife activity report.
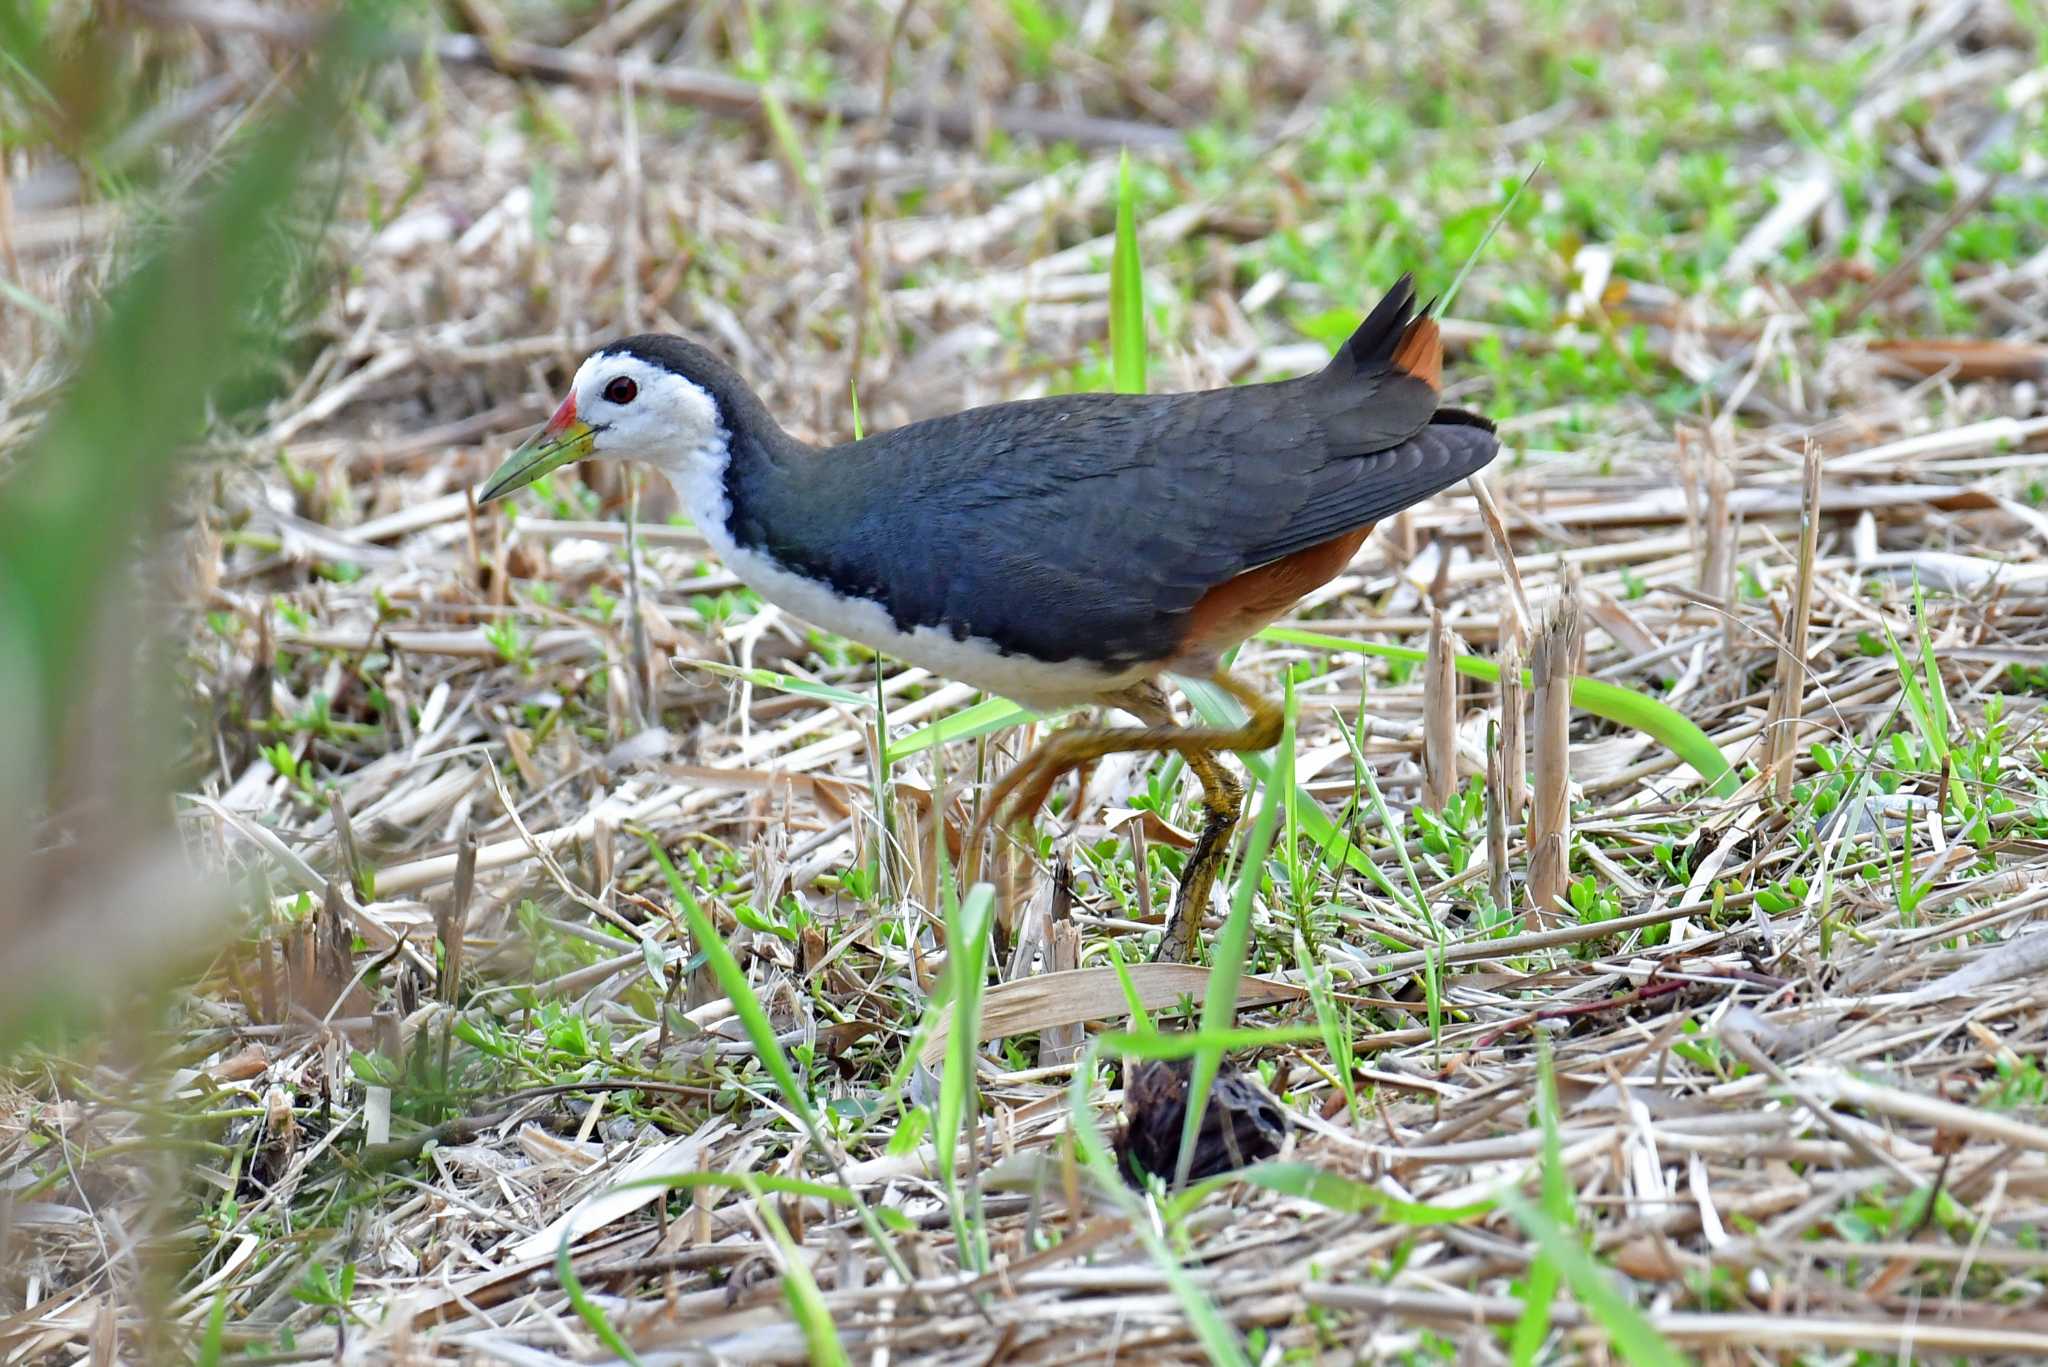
[6,0,2048,1361]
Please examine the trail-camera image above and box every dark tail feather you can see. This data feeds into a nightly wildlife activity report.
[1331,274,1417,372]
[1432,405,1497,434]
[1239,419,1501,567]
[1330,274,1448,391]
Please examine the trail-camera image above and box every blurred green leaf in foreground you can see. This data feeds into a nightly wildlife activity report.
[0,2,384,1046]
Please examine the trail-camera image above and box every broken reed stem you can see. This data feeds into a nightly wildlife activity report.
[439,821,477,1003]
[1526,593,1581,929]
[1039,861,1083,1068]
[256,941,280,1026]
[329,790,362,901]
[1422,609,1461,812]
[1496,632,1526,820]
[1703,425,1738,658]
[1468,472,1532,640]
[1486,718,1510,914]
[372,998,403,1065]
[1768,439,1825,803]
[1126,812,1152,932]
[316,878,356,1015]
[1475,467,1528,824]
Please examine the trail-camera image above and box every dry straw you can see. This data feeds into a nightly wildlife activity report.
[3,3,2047,1362]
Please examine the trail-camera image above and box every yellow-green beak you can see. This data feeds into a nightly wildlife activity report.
[477,395,595,504]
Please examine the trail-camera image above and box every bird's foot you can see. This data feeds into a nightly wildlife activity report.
[967,669,1277,961]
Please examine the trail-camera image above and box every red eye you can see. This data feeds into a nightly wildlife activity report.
[603,376,638,405]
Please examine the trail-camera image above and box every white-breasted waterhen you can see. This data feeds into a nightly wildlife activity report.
[477,276,1498,963]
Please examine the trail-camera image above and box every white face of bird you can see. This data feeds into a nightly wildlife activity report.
[475,351,725,504]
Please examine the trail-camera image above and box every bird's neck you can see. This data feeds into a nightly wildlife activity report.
[656,419,814,562]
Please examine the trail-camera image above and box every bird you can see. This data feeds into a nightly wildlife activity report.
[476,275,1498,963]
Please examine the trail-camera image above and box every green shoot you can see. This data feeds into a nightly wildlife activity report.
[1110,148,1147,396]
[1436,160,1542,318]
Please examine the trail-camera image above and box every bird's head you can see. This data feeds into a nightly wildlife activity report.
[476,339,731,504]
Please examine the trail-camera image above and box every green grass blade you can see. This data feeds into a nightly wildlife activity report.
[1105,941,1154,1034]
[884,697,1033,765]
[0,276,69,335]
[1167,1161,1496,1227]
[194,1290,230,1367]
[1881,618,1942,763]
[1298,931,1359,1123]
[1174,714,1283,1189]
[646,839,823,1140]
[1535,1042,1573,1224]
[1913,580,1952,756]
[0,3,377,743]
[643,838,919,1288]
[1258,627,1738,797]
[1510,1254,1559,1365]
[0,1,381,1049]
[935,879,997,1271]
[602,1171,860,1206]
[683,659,874,709]
[1099,1025,1326,1058]
[1510,1044,1569,1363]
[1110,149,1147,396]
[556,1235,643,1366]
[755,1189,851,1367]
[1359,766,1443,1055]
[1437,161,1540,318]
[1502,1189,1683,1366]
[1067,1041,1249,1366]
[1279,672,1307,924]
[1507,1041,1682,1367]
[1359,765,1433,921]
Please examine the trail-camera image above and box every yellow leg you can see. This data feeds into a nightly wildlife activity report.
[1155,747,1244,964]
[971,670,1281,963]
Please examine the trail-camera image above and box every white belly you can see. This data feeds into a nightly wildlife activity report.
[711,525,1152,710]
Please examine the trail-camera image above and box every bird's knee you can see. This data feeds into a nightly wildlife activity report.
[1201,765,1244,819]
[1242,703,1284,753]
